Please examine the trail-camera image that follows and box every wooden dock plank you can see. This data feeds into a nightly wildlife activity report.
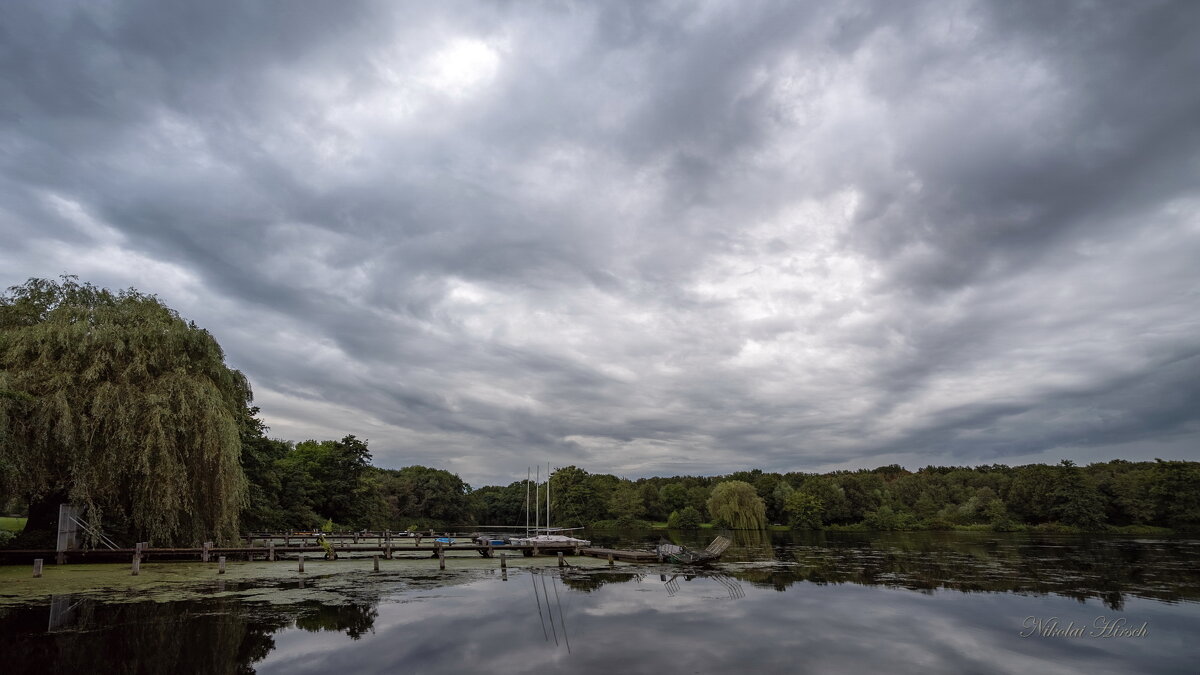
[579,547,658,562]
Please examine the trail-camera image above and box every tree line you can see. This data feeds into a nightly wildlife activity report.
[472,459,1200,533]
[2,277,1197,547]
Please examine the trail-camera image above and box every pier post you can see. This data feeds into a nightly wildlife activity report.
[298,554,305,574]
[415,535,422,547]
[608,553,614,566]
[218,556,226,574]
[500,553,507,569]
[131,555,141,576]
[438,544,445,570]
[33,559,43,578]
[533,545,539,556]
[373,555,379,572]
[558,551,564,567]
[269,542,275,562]
[202,541,212,563]
[56,551,65,565]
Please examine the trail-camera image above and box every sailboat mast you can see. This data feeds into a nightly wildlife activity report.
[547,463,551,531]
[535,465,540,534]
[525,467,530,536]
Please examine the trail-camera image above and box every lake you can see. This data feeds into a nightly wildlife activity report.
[2,531,1198,674]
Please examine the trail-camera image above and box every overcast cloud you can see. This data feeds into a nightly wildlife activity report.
[2,0,1198,485]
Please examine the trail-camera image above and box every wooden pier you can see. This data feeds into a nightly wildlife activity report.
[0,529,614,565]
[0,543,592,565]
[0,529,675,567]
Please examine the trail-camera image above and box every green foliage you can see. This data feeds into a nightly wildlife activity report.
[1149,460,1200,528]
[770,481,794,524]
[658,483,689,515]
[238,409,301,531]
[370,465,473,527]
[549,466,606,527]
[607,482,644,525]
[985,499,1017,532]
[784,492,824,530]
[321,519,334,533]
[1050,460,1107,529]
[317,535,336,559]
[707,481,767,530]
[796,476,851,524]
[0,277,249,545]
[282,436,373,525]
[686,486,712,520]
[667,506,702,529]
[473,481,528,526]
[864,506,901,530]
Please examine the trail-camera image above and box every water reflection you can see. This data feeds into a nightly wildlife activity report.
[529,570,572,653]
[2,533,1198,674]
[589,529,1200,609]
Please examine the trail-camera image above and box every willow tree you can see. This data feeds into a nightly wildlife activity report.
[707,480,767,530]
[0,277,249,545]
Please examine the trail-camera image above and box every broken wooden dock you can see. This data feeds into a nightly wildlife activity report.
[579,547,660,563]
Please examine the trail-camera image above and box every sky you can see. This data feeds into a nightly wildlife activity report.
[2,1,1198,486]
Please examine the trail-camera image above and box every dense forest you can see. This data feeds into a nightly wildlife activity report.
[2,277,1198,547]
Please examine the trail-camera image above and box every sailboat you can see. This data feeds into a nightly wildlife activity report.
[508,464,591,548]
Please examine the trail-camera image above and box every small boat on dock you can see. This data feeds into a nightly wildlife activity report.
[506,464,592,553]
[508,532,591,547]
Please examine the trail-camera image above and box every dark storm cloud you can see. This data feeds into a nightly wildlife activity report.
[2,0,1198,484]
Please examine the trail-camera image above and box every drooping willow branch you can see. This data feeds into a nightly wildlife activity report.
[0,276,249,545]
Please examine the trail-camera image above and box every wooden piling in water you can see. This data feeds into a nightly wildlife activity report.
[33,559,43,578]
[438,545,445,570]
[373,555,379,572]
[500,553,507,569]
[131,555,141,576]
[298,554,305,573]
[269,542,275,561]
[608,553,614,566]
[558,551,564,567]
[201,541,212,563]
[218,556,226,574]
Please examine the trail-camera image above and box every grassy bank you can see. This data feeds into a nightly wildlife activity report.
[0,517,26,532]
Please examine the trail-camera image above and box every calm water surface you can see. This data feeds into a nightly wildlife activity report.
[3,531,1198,674]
